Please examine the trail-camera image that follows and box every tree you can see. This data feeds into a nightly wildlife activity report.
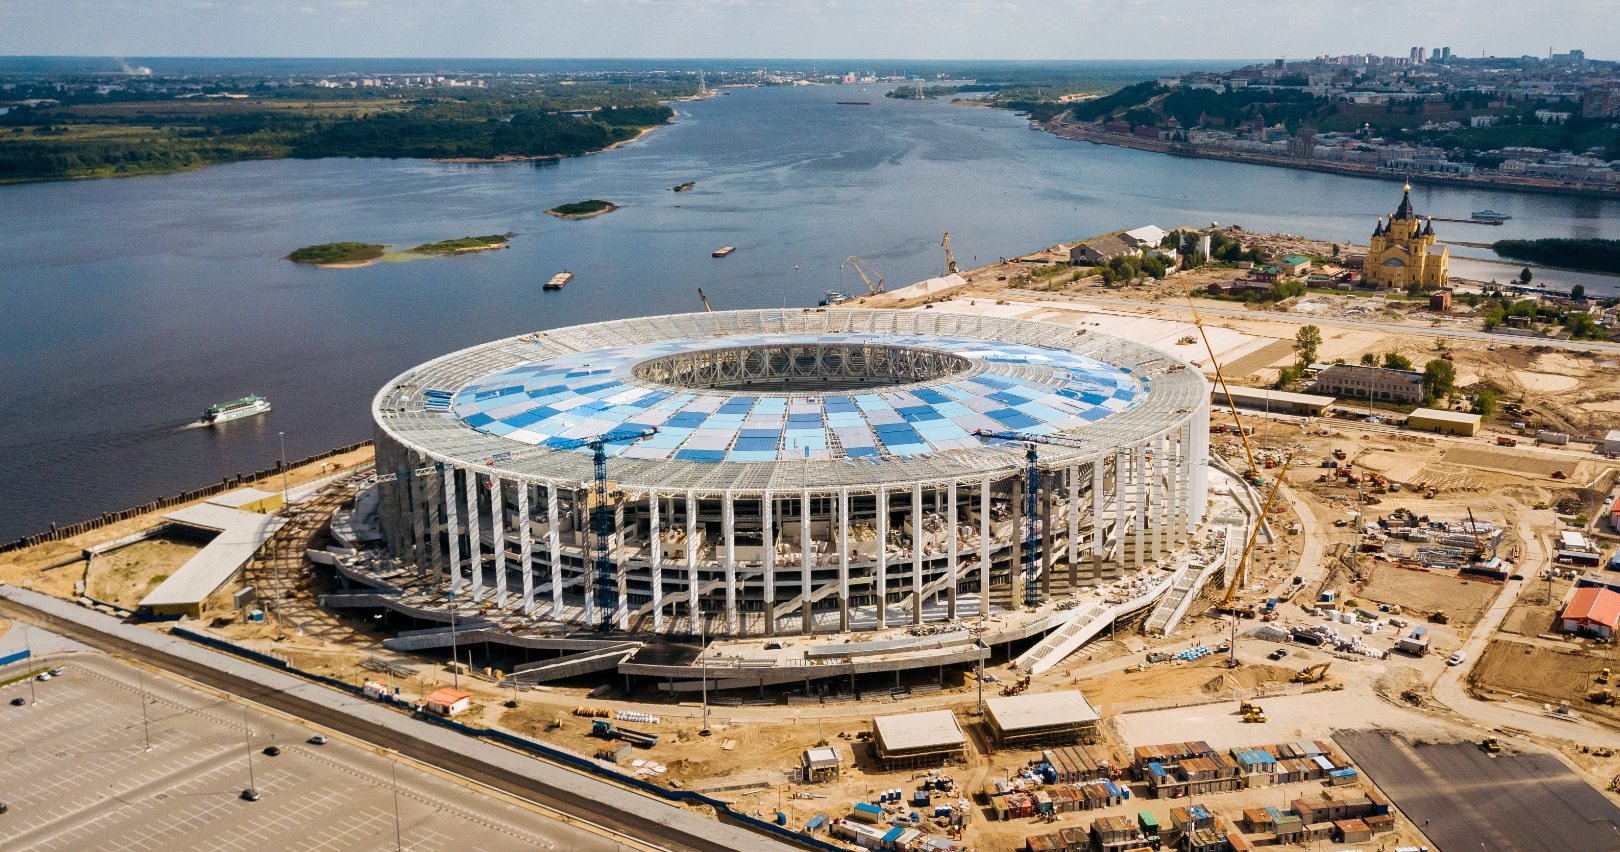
[1360,352,1378,366]
[1473,389,1498,416]
[1519,267,1533,286]
[1294,325,1323,365]
[1572,283,1587,301]
[1382,352,1414,370]
[1423,359,1457,402]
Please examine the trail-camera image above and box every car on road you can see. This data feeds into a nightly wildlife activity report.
[1268,648,1289,660]
[240,788,260,802]
[1447,651,1467,666]
[307,735,329,745]
[35,673,50,682]
[0,801,8,814]
[9,697,24,707]
[47,668,63,677]
[262,745,281,756]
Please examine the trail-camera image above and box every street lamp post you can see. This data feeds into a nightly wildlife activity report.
[242,705,257,798]
[278,431,290,505]
[22,624,37,705]
[137,666,153,751]
[699,610,710,736]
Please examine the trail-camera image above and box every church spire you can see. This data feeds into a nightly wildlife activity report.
[1394,182,1415,220]
[1422,218,1435,236]
[1373,216,1385,237]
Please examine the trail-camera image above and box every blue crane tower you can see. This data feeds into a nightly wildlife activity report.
[971,429,1087,608]
[549,427,659,630]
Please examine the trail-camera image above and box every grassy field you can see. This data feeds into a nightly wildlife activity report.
[412,234,509,254]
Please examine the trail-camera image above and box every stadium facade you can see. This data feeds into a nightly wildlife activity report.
[372,309,1209,637]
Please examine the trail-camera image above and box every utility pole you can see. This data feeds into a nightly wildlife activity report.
[448,597,460,690]
[390,758,404,851]
[699,612,711,736]
[137,666,153,751]
[278,431,290,505]
[23,624,37,705]
[242,705,257,798]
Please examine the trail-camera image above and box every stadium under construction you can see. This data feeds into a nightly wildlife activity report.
[333,309,1216,691]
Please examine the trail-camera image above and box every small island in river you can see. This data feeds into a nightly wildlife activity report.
[411,234,510,255]
[286,242,386,267]
[288,234,511,268]
[546,199,618,219]
[672,182,695,192]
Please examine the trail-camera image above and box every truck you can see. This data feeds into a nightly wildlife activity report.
[591,719,659,748]
[1495,436,1518,447]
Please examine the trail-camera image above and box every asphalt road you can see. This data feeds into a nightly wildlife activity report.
[0,589,801,852]
[1337,730,1620,851]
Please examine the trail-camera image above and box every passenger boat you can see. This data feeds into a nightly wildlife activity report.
[1472,209,1512,221]
[712,246,736,258]
[544,271,574,290]
[819,290,850,307]
[203,395,271,425]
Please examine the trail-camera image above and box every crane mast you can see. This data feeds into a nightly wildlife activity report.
[551,427,659,630]
[697,288,713,312]
[972,429,1086,608]
[942,232,958,274]
[1223,453,1293,609]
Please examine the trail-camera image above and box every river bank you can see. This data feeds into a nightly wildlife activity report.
[1045,120,1620,201]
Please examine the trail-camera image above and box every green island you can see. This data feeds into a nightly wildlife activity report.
[286,242,386,265]
[0,80,682,184]
[546,199,618,218]
[1492,238,1620,275]
[411,234,510,254]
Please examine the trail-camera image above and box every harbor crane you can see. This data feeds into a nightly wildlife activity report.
[1184,292,1262,485]
[839,256,886,296]
[550,427,660,630]
[1222,453,1293,665]
[972,429,1088,608]
[942,232,959,274]
[697,288,713,312]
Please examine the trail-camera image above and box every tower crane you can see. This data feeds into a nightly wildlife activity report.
[549,427,660,630]
[839,256,886,296]
[1184,292,1263,485]
[697,288,713,312]
[942,232,959,274]
[972,429,1088,608]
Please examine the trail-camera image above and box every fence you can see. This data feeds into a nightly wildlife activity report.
[168,626,841,851]
[1,440,373,553]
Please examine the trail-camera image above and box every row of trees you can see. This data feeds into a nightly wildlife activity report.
[1286,327,1493,412]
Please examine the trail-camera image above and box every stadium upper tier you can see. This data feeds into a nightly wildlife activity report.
[374,309,1206,494]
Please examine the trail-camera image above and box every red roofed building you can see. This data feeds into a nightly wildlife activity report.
[1562,587,1620,638]
[426,687,473,716]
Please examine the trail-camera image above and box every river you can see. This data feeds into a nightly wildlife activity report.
[3,81,1619,539]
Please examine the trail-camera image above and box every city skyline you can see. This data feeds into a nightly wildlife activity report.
[1,0,1616,61]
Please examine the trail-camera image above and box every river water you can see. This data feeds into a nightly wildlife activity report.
[3,82,1619,539]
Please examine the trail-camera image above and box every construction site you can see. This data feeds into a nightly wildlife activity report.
[8,225,1620,852]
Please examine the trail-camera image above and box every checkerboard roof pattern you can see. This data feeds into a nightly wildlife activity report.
[450,334,1144,463]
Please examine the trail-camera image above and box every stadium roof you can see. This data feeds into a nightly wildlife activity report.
[374,310,1207,494]
[450,334,1143,464]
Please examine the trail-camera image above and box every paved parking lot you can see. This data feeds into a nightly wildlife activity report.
[1338,730,1620,852]
[0,654,618,851]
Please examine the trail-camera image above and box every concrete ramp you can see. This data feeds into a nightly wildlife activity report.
[500,643,641,685]
[1142,560,1222,637]
[1014,570,1179,675]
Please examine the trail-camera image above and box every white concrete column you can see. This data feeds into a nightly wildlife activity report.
[686,492,699,630]
[875,486,888,630]
[1114,451,1128,567]
[1134,443,1147,567]
[444,470,463,596]
[762,492,775,637]
[465,468,483,600]
[612,500,627,631]
[978,476,991,618]
[649,490,663,632]
[491,477,507,607]
[723,491,737,635]
[800,490,813,634]
[947,481,958,621]
[424,468,443,583]
[1154,436,1169,558]
[1190,403,1212,528]
[547,486,562,618]
[838,489,851,632]
[518,481,534,613]
[911,482,924,625]
[1092,459,1105,574]
[409,463,428,576]
[1067,464,1080,564]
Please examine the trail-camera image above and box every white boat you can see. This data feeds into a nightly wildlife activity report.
[203,395,270,425]
[544,271,574,290]
[1472,209,1512,220]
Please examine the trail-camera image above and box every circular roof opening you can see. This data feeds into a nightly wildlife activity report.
[631,342,975,394]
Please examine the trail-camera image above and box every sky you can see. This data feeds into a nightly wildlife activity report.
[1,0,1616,62]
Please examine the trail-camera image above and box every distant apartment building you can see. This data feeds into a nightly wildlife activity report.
[1310,364,1425,403]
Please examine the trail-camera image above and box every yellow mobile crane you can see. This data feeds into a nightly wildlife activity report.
[1185,292,1263,485]
[1222,453,1294,665]
[942,232,959,274]
[840,256,886,296]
